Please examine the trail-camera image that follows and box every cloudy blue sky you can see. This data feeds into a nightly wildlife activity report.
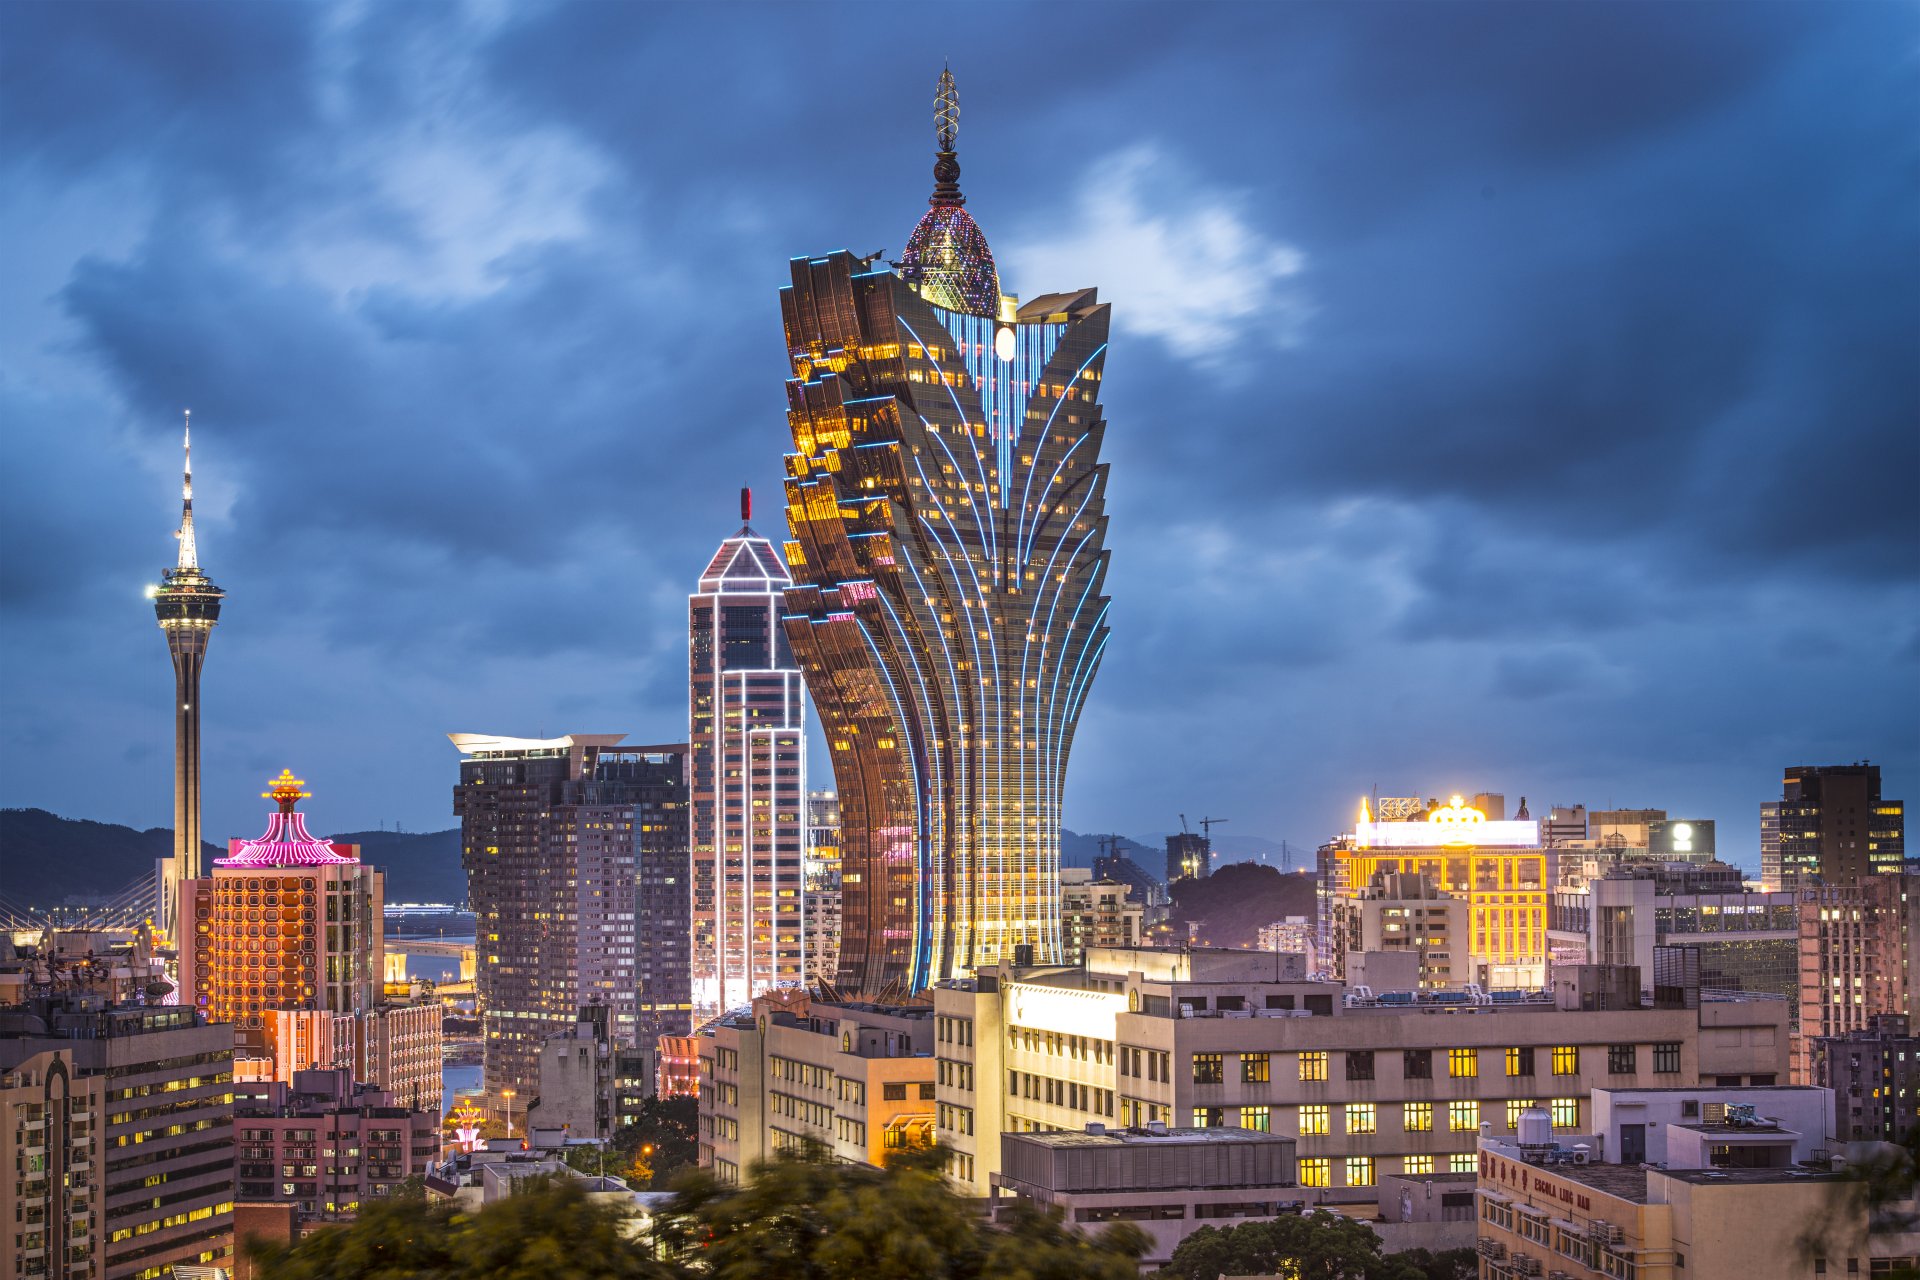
[2,1,1914,874]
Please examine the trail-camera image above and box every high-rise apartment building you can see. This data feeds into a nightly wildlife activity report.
[1059,869,1144,964]
[803,791,843,985]
[1327,871,1470,988]
[1794,872,1916,1082]
[778,70,1114,997]
[151,416,224,942]
[690,492,807,1017]
[179,772,383,1061]
[1777,763,1906,887]
[1811,1014,1918,1146]
[1,997,236,1279]
[451,734,691,1102]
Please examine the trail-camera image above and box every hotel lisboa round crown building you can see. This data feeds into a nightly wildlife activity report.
[780,70,1113,998]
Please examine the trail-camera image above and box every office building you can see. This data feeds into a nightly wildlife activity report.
[1541,805,1589,848]
[253,1000,441,1112]
[1334,795,1548,988]
[1812,1015,1919,1145]
[1476,1091,1915,1280]
[923,947,1788,1202]
[1547,861,1798,1002]
[179,772,383,1064]
[1795,873,1917,1082]
[993,1126,1299,1268]
[1760,800,1783,890]
[806,790,841,881]
[690,492,808,1017]
[1777,763,1906,887]
[697,991,935,1185]
[779,69,1114,997]
[1,996,235,1280]
[1059,869,1145,964]
[233,1068,438,1223]
[150,417,225,943]
[1328,871,1470,989]
[451,734,691,1102]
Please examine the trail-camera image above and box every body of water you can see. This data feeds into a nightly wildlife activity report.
[443,1062,482,1115]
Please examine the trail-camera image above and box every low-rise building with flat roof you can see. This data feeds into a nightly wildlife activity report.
[697,991,934,1184]
[932,947,1791,1202]
[992,1124,1298,1268]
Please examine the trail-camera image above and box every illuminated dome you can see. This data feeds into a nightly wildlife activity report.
[903,205,1000,316]
[218,769,357,867]
[899,66,1001,317]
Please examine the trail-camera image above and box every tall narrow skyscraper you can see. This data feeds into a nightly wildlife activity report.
[780,70,1114,997]
[152,414,224,940]
[689,490,807,1016]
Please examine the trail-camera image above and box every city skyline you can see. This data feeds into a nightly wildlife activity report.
[2,3,1915,874]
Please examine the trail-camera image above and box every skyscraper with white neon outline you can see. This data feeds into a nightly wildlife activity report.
[780,69,1113,998]
[689,489,808,1016]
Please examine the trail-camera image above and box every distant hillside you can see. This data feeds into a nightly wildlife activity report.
[0,809,217,905]
[1059,828,1158,872]
[1168,862,1318,949]
[0,809,465,907]
[331,829,464,904]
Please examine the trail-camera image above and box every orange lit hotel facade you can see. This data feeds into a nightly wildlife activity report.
[181,772,383,1056]
[1333,798,1549,989]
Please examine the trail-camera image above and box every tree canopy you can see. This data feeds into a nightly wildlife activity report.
[1151,1214,1474,1280]
[250,1147,1147,1280]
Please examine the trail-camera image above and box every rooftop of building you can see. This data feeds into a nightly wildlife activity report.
[1008,1125,1292,1150]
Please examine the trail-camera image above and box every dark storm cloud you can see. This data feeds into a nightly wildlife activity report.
[0,0,1912,858]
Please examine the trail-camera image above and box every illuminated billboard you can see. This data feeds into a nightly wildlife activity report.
[1355,795,1540,849]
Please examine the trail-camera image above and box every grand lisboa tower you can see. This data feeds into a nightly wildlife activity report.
[779,69,1113,998]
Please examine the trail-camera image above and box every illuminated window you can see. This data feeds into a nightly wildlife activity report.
[1552,1046,1579,1076]
[1192,1053,1223,1085]
[1241,1106,1271,1133]
[1448,1101,1479,1132]
[1299,1158,1330,1188]
[1449,1048,1479,1078]
[1346,1103,1376,1135]
[1192,1107,1224,1128]
[1298,1051,1328,1082]
[1403,1102,1433,1133]
[1346,1156,1375,1187]
[1449,1153,1477,1174]
[1551,1098,1580,1130]
[1505,1099,1536,1130]
[1506,1047,1534,1077]
[1299,1105,1330,1135]
[1403,1155,1435,1175]
[1241,1053,1271,1084]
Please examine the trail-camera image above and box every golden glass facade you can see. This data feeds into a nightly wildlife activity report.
[778,76,1113,997]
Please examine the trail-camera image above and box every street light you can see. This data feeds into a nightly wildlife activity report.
[502,1088,516,1139]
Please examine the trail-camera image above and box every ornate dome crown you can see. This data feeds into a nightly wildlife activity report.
[899,67,1001,316]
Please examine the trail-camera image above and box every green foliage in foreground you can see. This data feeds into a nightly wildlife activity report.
[250,1147,1147,1280]
[1152,1214,1475,1280]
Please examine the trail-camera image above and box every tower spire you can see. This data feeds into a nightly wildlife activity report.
[176,410,198,571]
[931,65,964,207]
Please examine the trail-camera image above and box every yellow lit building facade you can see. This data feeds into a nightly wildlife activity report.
[1337,797,1548,989]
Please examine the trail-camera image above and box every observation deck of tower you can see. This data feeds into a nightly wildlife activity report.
[779,69,1114,998]
[152,413,225,939]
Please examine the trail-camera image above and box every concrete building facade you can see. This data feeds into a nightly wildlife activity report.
[697,992,934,1184]
[233,1069,438,1223]
[1060,869,1145,965]
[0,998,235,1280]
[1812,1014,1919,1146]
[1794,873,1917,1082]
[929,948,1790,1202]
